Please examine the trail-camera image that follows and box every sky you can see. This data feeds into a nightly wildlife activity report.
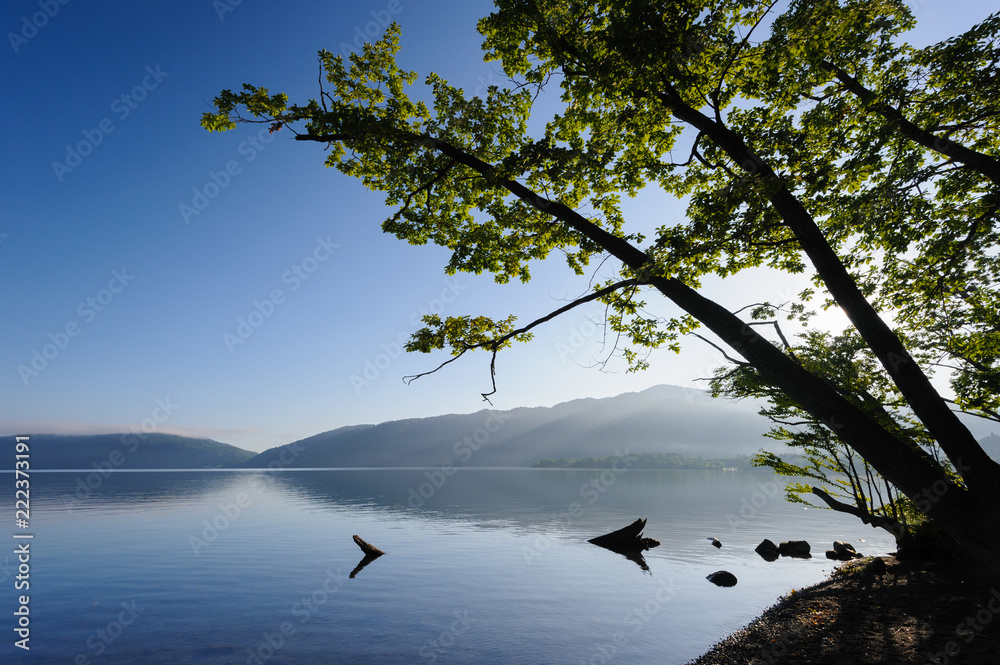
[2,0,991,452]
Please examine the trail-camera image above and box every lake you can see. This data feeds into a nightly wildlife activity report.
[0,468,895,664]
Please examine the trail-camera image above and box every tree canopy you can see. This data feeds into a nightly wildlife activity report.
[203,0,1000,571]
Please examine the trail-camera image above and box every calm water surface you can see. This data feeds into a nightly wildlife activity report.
[0,469,895,664]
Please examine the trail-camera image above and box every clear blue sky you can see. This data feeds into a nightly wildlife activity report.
[2,0,988,451]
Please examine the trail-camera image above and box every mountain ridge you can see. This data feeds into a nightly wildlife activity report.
[7,385,997,469]
[241,385,775,468]
[0,433,256,470]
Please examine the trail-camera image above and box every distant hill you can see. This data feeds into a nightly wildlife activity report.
[8,392,997,470]
[2,433,256,469]
[980,432,1000,461]
[243,385,775,469]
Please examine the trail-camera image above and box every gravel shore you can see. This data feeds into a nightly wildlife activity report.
[689,556,1000,665]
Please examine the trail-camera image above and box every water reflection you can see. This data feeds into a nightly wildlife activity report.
[590,542,652,572]
[22,468,897,565]
[28,470,252,512]
[350,553,382,578]
[2,468,902,665]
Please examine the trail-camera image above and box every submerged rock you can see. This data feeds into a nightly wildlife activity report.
[707,570,738,587]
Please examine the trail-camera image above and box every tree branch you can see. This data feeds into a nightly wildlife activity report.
[690,332,751,368]
[810,486,904,534]
[822,61,1000,187]
[402,278,644,402]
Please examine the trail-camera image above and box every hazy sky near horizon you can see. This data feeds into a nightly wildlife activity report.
[2,0,989,452]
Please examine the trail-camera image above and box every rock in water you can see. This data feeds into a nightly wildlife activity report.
[778,540,812,558]
[755,539,780,561]
[708,537,722,549]
[707,571,738,587]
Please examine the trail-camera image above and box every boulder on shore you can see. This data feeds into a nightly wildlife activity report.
[856,556,889,588]
[755,539,780,561]
[778,540,812,558]
[707,570,738,587]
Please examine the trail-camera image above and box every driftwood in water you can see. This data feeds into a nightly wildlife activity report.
[353,535,386,557]
[588,518,660,552]
[587,519,660,554]
[350,535,385,579]
[588,519,660,571]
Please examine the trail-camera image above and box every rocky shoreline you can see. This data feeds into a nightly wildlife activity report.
[689,556,1000,664]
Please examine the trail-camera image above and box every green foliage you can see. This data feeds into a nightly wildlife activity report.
[404,313,529,355]
[209,4,998,407]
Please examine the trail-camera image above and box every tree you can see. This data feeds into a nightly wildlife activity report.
[202,0,1000,571]
[711,329,943,546]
